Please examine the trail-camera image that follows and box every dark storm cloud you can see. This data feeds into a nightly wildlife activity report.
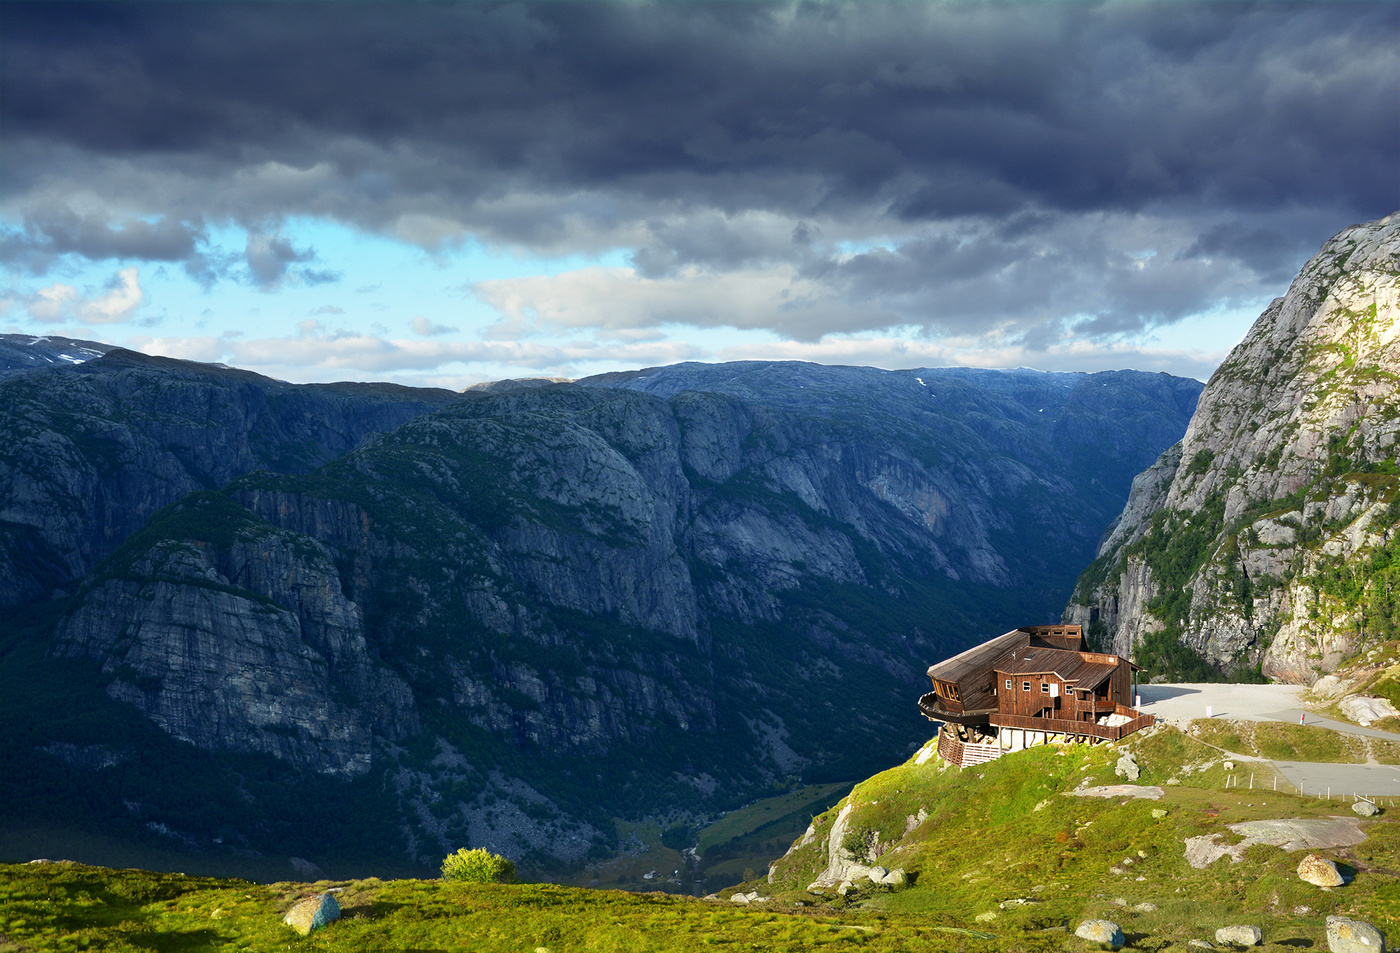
[244,229,325,289]
[0,207,206,274]
[1,1,1396,339]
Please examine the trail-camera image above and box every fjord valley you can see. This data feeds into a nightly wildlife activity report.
[0,338,1200,879]
[2,211,1399,950]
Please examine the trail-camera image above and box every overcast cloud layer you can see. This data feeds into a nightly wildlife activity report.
[2,1,1396,385]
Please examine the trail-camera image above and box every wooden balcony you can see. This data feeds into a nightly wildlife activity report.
[990,705,1154,742]
[918,692,995,727]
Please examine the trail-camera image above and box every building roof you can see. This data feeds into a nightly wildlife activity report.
[926,628,1026,683]
[995,650,1117,689]
[928,627,1128,692]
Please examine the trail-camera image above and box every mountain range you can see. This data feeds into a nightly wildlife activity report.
[0,345,1199,871]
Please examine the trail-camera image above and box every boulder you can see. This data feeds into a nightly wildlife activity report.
[868,867,907,888]
[1075,919,1125,948]
[1352,800,1380,817]
[1326,916,1387,953]
[1298,854,1344,887]
[1114,753,1140,782]
[283,892,341,936]
[1339,695,1399,727]
[1215,925,1263,947]
[1134,902,1158,912]
[1311,674,1352,699]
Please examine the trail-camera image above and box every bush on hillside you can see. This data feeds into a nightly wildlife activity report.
[441,847,517,884]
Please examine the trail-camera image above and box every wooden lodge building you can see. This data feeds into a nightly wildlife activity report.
[918,624,1154,767]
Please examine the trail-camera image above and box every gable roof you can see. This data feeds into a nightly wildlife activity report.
[926,628,1027,684]
[995,650,1117,689]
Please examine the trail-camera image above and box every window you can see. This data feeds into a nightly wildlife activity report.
[1022,681,1031,692]
[1005,679,1012,690]
[1041,682,1050,694]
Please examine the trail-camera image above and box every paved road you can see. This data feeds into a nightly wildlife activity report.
[1272,761,1400,799]
[1135,683,1400,797]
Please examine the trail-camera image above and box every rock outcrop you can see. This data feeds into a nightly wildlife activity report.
[1067,213,1400,679]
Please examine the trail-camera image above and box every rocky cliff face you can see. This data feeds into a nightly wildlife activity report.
[1066,212,1400,682]
[0,349,458,605]
[33,360,1199,865]
[52,492,419,776]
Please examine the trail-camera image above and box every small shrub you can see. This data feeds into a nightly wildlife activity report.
[441,847,517,884]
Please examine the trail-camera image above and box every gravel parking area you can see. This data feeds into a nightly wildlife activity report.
[1136,683,1307,724]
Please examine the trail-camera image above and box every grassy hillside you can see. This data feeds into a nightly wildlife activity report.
[6,722,1395,952]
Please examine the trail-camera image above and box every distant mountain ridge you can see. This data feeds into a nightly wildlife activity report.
[1066,212,1400,681]
[0,345,1200,870]
[0,333,114,375]
[0,348,460,605]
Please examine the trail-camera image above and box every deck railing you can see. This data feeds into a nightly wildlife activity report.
[936,730,1003,767]
[990,705,1154,741]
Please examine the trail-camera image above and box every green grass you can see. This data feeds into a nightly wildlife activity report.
[765,727,1397,946]
[1188,719,1379,763]
[4,723,1398,952]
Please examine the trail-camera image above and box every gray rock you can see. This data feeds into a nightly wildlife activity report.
[1189,941,1214,950]
[289,856,323,879]
[1340,695,1399,727]
[1064,213,1400,677]
[1326,915,1387,953]
[1134,902,1158,912]
[1311,675,1352,699]
[283,892,340,936]
[1114,752,1140,781]
[1075,919,1125,948]
[1353,800,1380,817]
[1215,925,1263,947]
[1298,854,1344,887]
[869,867,907,888]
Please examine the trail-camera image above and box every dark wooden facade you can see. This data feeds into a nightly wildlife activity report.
[918,625,1152,764]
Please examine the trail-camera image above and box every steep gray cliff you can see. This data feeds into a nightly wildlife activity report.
[52,492,418,776]
[1066,212,1400,681]
[39,362,1199,865]
[0,348,459,605]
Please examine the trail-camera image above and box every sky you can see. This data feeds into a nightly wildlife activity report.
[1,2,1396,389]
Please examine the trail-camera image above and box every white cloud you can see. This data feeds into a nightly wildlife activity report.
[126,328,704,382]
[23,267,143,324]
[412,315,458,336]
[80,267,144,323]
[474,264,880,341]
[27,282,80,321]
